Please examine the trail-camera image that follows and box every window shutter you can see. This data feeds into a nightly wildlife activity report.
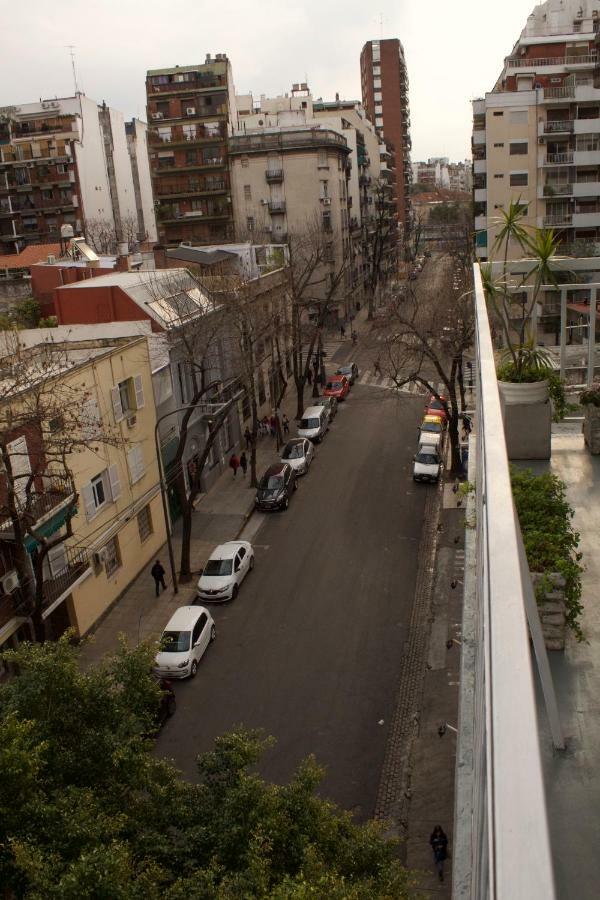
[107,464,121,501]
[48,542,68,576]
[133,374,145,410]
[7,435,32,504]
[82,398,101,439]
[127,446,145,484]
[82,482,96,520]
[111,386,124,423]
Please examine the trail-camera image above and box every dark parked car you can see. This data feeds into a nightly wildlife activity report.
[336,362,359,385]
[255,462,297,511]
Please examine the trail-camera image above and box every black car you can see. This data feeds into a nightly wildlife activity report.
[255,462,297,511]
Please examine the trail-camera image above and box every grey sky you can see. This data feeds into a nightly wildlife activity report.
[2,0,529,161]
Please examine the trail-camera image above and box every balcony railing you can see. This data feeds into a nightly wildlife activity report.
[544,183,573,196]
[453,265,556,899]
[545,120,575,133]
[155,180,226,197]
[506,53,597,68]
[265,169,284,183]
[147,75,227,94]
[545,152,574,164]
[544,213,573,225]
[268,200,286,214]
[0,475,75,537]
[42,545,90,609]
[229,129,348,155]
[543,85,575,99]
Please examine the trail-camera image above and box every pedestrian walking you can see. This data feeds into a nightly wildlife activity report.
[269,414,277,437]
[260,416,269,436]
[244,426,252,450]
[351,329,358,346]
[306,366,313,385]
[239,451,248,476]
[429,825,449,882]
[340,323,346,339]
[151,559,167,597]
[229,453,240,477]
[282,414,290,435]
[373,356,382,377]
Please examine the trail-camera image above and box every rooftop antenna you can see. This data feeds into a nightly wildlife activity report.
[66,45,80,95]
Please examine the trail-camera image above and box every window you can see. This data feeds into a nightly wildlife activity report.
[41,189,53,201]
[493,111,504,117]
[374,78,382,89]
[137,505,153,543]
[241,155,249,167]
[510,172,528,186]
[374,91,382,101]
[320,179,329,198]
[186,149,197,164]
[509,110,528,124]
[82,466,121,520]
[373,66,381,76]
[104,536,121,578]
[317,148,328,168]
[494,173,505,178]
[246,215,255,231]
[127,445,145,484]
[376,116,383,127]
[375,104,383,114]
[244,184,252,200]
[493,142,504,148]
[510,142,528,155]
[111,375,144,423]
[56,163,67,174]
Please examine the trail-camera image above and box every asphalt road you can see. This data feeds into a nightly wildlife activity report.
[155,381,429,819]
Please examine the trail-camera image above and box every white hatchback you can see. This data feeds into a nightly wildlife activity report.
[154,605,215,679]
[280,437,314,475]
[197,540,254,602]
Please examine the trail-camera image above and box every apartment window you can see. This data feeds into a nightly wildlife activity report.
[137,505,153,543]
[91,473,107,510]
[246,215,254,231]
[56,164,67,174]
[41,189,53,201]
[374,78,382,89]
[318,149,328,168]
[104,536,121,578]
[244,184,252,200]
[509,110,528,124]
[494,173,505,178]
[322,211,332,231]
[111,375,144,423]
[493,142,504,148]
[186,149,197,164]
[510,172,528,186]
[241,155,249,168]
[493,111,504,117]
[82,465,121,520]
[127,445,146,485]
[510,142,528,155]
[320,179,329,198]
[374,92,382,101]
[182,124,196,141]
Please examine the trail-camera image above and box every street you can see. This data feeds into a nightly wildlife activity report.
[156,378,431,819]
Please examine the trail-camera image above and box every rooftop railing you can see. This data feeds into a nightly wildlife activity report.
[506,53,597,68]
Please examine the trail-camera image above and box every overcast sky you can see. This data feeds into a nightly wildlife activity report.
[2,0,529,161]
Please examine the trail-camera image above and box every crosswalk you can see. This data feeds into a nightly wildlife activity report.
[357,371,444,397]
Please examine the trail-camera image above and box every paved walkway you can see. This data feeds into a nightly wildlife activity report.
[80,321,362,667]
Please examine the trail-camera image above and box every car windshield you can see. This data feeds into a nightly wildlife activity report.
[327,381,342,390]
[422,423,442,433]
[262,475,284,490]
[338,367,351,375]
[161,630,191,653]
[283,443,304,459]
[429,400,444,410]
[300,418,319,429]
[416,451,439,465]
[203,558,233,576]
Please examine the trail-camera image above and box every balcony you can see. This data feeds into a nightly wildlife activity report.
[542,183,573,196]
[544,120,574,134]
[159,209,230,224]
[154,157,225,174]
[543,213,573,226]
[41,545,91,611]
[265,168,283,183]
[229,129,349,156]
[155,180,226,198]
[505,53,597,69]
[544,151,574,165]
[0,475,75,541]
[147,75,227,95]
[268,200,286,214]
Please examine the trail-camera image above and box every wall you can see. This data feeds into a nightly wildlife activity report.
[74,95,114,226]
[128,119,157,243]
[31,264,114,316]
[108,107,138,228]
[53,283,157,328]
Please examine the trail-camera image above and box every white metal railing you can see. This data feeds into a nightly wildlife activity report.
[506,53,597,68]
[453,267,556,899]
[544,152,574,165]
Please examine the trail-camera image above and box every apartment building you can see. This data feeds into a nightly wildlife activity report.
[360,39,412,248]
[0,95,156,256]
[473,0,600,262]
[145,55,236,247]
[413,158,473,193]
[125,119,158,244]
[0,332,166,652]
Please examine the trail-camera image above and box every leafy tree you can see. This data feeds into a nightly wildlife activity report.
[0,638,417,899]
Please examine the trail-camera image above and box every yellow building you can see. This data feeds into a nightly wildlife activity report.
[0,332,166,649]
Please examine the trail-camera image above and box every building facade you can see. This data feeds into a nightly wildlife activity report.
[473,0,600,262]
[0,95,155,256]
[360,38,412,249]
[145,55,237,247]
[125,118,158,244]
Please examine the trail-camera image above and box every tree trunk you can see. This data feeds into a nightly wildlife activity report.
[457,357,466,412]
[250,397,259,488]
[178,464,194,582]
[295,377,305,420]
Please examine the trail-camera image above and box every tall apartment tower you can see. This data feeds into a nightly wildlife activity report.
[473,0,600,263]
[145,54,237,247]
[360,39,412,247]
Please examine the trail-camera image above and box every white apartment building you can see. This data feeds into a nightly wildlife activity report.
[473,0,600,263]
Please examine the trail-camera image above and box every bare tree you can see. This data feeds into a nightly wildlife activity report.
[84,217,117,255]
[120,213,146,248]
[0,334,121,640]
[363,178,399,321]
[380,260,475,472]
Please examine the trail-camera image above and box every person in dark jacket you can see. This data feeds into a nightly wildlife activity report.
[229,454,240,477]
[239,451,248,476]
[244,427,252,450]
[429,825,448,882]
[151,560,167,597]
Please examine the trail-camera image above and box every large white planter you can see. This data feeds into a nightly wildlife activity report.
[498,378,551,460]
[583,405,600,454]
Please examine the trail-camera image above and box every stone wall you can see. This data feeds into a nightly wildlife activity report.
[532,572,567,651]
[583,406,600,454]
[0,279,32,310]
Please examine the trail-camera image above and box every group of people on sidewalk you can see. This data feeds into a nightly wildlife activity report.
[228,414,291,479]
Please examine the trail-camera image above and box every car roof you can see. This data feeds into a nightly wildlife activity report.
[302,406,325,416]
[422,415,443,425]
[263,462,287,476]
[417,444,439,455]
[163,605,208,631]
[283,438,304,447]
[209,541,247,560]
[337,364,352,371]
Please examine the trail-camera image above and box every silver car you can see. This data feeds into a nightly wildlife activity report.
[280,437,314,475]
[313,395,337,419]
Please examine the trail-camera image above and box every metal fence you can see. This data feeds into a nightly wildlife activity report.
[453,266,555,898]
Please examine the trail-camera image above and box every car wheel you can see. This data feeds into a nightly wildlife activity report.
[283,496,289,510]
[166,696,176,717]
[232,583,239,600]
[249,555,255,570]
[190,660,198,678]
[210,624,216,642]
[293,478,298,491]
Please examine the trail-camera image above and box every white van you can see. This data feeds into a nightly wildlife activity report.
[154,605,216,679]
[413,445,442,483]
[297,405,329,443]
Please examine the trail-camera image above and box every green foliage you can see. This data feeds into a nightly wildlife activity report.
[0,637,416,898]
[496,344,566,421]
[511,467,584,639]
[579,386,600,407]
[429,202,460,223]
[0,298,43,331]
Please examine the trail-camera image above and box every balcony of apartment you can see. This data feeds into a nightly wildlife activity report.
[154,180,227,199]
[157,204,230,224]
[474,188,487,203]
[473,158,487,174]
[41,545,91,614]
[149,125,227,149]
[0,202,14,218]
[0,475,75,543]
[472,129,486,146]
[541,119,575,136]
[268,200,286,214]
[574,116,600,134]
[12,118,79,141]
[229,129,349,156]
[147,75,227,96]
[541,181,573,198]
[543,212,574,226]
[265,168,284,183]
[543,150,575,165]
[154,156,225,174]
[572,207,600,226]
[149,104,228,125]
[474,214,487,231]
[505,52,597,70]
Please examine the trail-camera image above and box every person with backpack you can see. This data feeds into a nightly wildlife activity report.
[429,825,449,882]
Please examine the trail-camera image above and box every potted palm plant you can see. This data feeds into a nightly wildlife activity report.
[481,201,566,458]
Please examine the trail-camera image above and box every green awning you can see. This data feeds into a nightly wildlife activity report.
[24,507,77,553]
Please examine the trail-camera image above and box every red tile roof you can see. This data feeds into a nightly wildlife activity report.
[0,243,63,270]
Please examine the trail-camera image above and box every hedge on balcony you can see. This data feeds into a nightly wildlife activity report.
[511,466,584,640]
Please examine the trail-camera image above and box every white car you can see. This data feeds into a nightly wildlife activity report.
[280,437,314,475]
[413,445,443,483]
[197,541,254,602]
[154,605,215,679]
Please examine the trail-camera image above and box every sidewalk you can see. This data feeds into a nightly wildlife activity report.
[79,331,356,668]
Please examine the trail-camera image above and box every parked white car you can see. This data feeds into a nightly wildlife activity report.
[280,437,314,475]
[154,606,215,679]
[197,541,254,601]
[413,445,443,483]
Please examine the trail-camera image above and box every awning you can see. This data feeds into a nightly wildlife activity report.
[567,302,600,318]
[24,506,77,553]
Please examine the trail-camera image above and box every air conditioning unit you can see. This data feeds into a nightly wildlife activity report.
[47,254,56,264]
[1,570,19,594]
[152,112,164,120]
[93,547,109,568]
[186,107,196,116]
[322,197,331,205]
[126,415,137,429]
[180,240,192,247]
[261,199,269,205]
